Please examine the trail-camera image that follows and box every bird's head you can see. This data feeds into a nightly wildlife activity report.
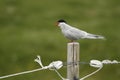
[56,19,67,26]
[57,19,66,23]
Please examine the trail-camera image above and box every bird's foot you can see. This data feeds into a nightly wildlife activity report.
[68,40,76,43]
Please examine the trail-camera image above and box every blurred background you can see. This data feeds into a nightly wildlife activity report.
[0,0,120,80]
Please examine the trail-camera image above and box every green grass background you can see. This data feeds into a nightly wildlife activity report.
[0,0,120,80]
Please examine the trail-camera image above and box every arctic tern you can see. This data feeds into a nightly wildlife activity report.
[57,19,105,42]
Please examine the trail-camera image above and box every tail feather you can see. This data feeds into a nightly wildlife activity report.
[86,33,105,40]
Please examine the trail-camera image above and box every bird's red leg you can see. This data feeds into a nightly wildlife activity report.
[70,40,74,43]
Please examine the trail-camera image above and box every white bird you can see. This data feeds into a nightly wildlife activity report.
[57,19,105,42]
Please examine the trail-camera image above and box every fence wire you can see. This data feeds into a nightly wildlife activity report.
[0,55,120,80]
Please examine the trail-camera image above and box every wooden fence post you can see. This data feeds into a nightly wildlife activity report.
[67,42,79,80]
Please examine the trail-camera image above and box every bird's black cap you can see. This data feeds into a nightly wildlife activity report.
[57,19,67,23]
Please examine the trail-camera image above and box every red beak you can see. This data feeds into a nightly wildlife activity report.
[56,22,59,26]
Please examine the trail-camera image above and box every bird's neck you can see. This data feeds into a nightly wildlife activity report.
[58,23,72,31]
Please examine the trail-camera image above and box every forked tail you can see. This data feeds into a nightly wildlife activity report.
[86,33,105,40]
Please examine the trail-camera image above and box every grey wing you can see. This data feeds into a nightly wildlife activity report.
[65,28,88,40]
